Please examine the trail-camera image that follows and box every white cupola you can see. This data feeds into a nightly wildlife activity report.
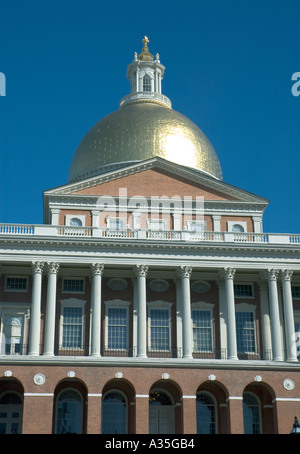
[119,36,172,109]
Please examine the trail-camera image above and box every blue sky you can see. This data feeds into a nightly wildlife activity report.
[1,0,300,233]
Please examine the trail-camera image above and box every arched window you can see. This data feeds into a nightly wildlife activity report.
[0,392,23,434]
[243,392,261,434]
[102,391,127,434]
[196,392,216,434]
[143,74,152,92]
[55,389,83,434]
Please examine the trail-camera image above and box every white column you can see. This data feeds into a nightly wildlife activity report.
[178,266,193,359]
[224,268,238,360]
[135,264,148,358]
[132,277,138,357]
[28,262,44,356]
[90,263,104,356]
[281,269,298,362]
[267,269,283,361]
[43,262,59,356]
[175,278,183,357]
[217,276,227,359]
[258,279,272,360]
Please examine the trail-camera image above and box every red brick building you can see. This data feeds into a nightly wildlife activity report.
[0,37,300,434]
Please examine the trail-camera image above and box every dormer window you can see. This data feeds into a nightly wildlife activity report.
[143,74,152,92]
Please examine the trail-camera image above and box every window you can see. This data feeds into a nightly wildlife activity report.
[102,392,127,434]
[149,308,171,351]
[65,214,86,227]
[55,389,83,434]
[187,221,206,232]
[143,74,152,92]
[107,217,126,230]
[236,310,256,354]
[62,278,85,293]
[0,306,29,356]
[147,219,167,231]
[0,392,23,434]
[5,277,28,291]
[234,284,253,298]
[227,221,247,233]
[107,307,127,350]
[192,310,213,352]
[62,307,83,349]
[231,224,245,232]
[196,393,216,434]
[243,392,261,434]
[292,286,300,299]
[69,218,82,226]
[60,299,86,350]
[2,315,24,355]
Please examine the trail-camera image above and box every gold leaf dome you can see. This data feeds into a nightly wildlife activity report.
[68,38,222,183]
[68,101,222,183]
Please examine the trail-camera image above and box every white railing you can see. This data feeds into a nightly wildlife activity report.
[0,223,300,245]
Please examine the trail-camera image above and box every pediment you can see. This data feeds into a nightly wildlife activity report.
[44,157,269,205]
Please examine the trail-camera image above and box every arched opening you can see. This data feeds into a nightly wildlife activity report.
[102,391,127,434]
[149,380,182,434]
[196,381,229,434]
[243,392,261,434]
[102,379,135,434]
[53,379,87,434]
[0,378,24,434]
[243,382,276,434]
[196,392,217,434]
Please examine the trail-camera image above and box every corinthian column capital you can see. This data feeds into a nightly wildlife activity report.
[177,265,192,279]
[281,269,293,281]
[90,263,104,276]
[135,264,148,278]
[46,262,60,274]
[31,261,44,274]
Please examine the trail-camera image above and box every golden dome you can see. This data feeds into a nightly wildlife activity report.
[68,101,222,183]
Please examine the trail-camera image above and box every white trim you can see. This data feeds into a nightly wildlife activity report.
[24,393,54,397]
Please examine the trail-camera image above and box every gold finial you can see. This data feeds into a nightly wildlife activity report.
[138,36,153,61]
[142,36,149,51]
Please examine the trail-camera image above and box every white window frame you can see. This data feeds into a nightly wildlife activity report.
[147,218,167,231]
[59,298,86,351]
[186,220,207,232]
[104,300,130,351]
[191,302,214,353]
[106,217,127,230]
[147,301,172,352]
[62,278,85,294]
[5,276,28,292]
[65,214,86,227]
[235,303,257,355]
[0,304,30,355]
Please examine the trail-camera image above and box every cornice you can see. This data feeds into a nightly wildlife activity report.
[1,355,299,372]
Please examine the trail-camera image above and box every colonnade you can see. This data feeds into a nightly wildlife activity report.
[27,261,298,362]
